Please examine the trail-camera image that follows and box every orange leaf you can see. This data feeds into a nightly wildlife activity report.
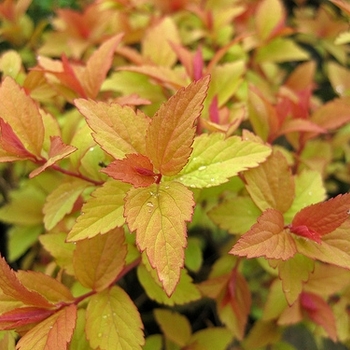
[0,77,44,156]
[29,136,76,178]
[125,181,194,296]
[290,193,350,243]
[103,153,157,188]
[146,75,210,176]
[0,256,53,308]
[229,209,297,260]
[16,304,77,350]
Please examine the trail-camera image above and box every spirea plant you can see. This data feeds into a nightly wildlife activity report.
[0,0,350,349]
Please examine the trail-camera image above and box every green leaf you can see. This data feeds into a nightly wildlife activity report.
[143,335,163,350]
[85,286,144,350]
[276,254,315,305]
[69,309,93,350]
[284,170,326,223]
[39,233,75,275]
[146,76,210,176]
[244,150,295,213]
[7,225,42,262]
[188,328,233,350]
[137,259,201,306]
[67,180,131,242]
[73,228,127,291]
[209,196,261,234]
[256,37,309,63]
[16,305,77,350]
[230,209,297,260]
[75,99,150,159]
[154,309,191,347]
[125,181,194,296]
[185,237,203,273]
[174,133,271,188]
[43,178,88,230]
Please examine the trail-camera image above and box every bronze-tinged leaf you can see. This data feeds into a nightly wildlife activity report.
[245,150,295,213]
[75,99,150,159]
[146,75,210,176]
[330,0,350,16]
[125,181,194,296]
[102,153,157,188]
[29,136,76,178]
[0,77,44,156]
[16,305,77,350]
[229,209,297,260]
[85,286,144,350]
[0,256,53,309]
[73,228,127,291]
[300,292,337,342]
[290,193,350,241]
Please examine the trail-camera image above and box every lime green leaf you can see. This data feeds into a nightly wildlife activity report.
[85,286,144,350]
[69,309,93,350]
[125,182,194,296]
[0,185,45,225]
[143,334,163,350]
[230,209,297,260]
[0,50,22,79]
[142,17,180,67]
[29,136,77,178]
[73,228,127,291]
[255,0,286,41]
[0,77,44,156]
[43,178,88,230]
[75,99,150,159]
[327,62,350,97]
[0,330,16,350]
[185,237,203,272]
[256,38,309,63]
[17,270,75,304]
[175,133,271,188]
[39,233,75,275]
[154,309,191,346]
[188,328,233,350]
[276,254,315,305]
[16,305,77,350]
[137,260,201,306]
[146,76,210,176]
[7,225,42,262]
[284,170,326,222]
[209,196,261,234]
[67,181,131,242]
[263,279,289,321]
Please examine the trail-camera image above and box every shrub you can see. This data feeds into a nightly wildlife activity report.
[0,0,350,349]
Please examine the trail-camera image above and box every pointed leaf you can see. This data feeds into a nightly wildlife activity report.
[245,150,295,213]
[85,286,144,350]
[188,328,233,350]
[67,181,130,242]
[103,153,156,188]
[0,256,52,308]
[290,193,350,243]
[73,228,127,291]
[82,34,123,98]
[30,136,77,178]
[137,261,200,306]
[125,181,194,296]
[43,178,88,230]
[175,133,271,188]
[69,309,93,350]
[75,99,150,159]
[209,196,261,234]
[154,309,191,346]
[146,76,210,176]
[230,209,297,260]
[0,77,44,156]
[16,305,77,350]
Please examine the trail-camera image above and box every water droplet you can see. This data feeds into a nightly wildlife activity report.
[210,178,215,182]
[179,177,184,181]
[102,315,107,319]
[98,333,102,338]
[165,186,170,189]
[347,209,350,215]
[198,165,206,171]
[308,191,312,195]
[149,191,155,196]
[146,202,154,208]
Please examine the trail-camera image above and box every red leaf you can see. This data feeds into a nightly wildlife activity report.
[290,193,350,243]
[300,292,337,341]
[0,307,53,330]
[102,153,157,188]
